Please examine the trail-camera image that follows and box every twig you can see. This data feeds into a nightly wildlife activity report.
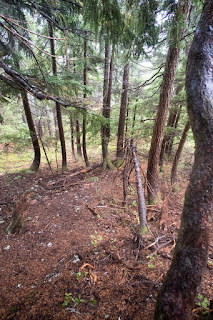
[146,239,173,258]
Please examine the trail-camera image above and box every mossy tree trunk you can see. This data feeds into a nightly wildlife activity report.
[154,1,213,318]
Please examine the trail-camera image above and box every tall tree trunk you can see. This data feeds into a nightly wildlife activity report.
[116,62,130,165]
[171,120,190,186]
[165,108,181,158]
[21,92,40,171]
[147,0,191,204]
[101,42,114,169]
[45,105,52,136]
[70,115,75,158]
[130,104,137,145]
[82,37,90,166]
[159,105,181,167]
[53,108,59,138]
[48,21,67,171]
[76,119,82,157]
[154,2,213,318]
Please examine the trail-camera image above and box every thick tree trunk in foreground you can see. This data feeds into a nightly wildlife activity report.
[147,0,191,204]
[48,21,67,171]
[21,92,40,171]
[116,62,130,165]
[171,120,190,185]
[154,1,213,318]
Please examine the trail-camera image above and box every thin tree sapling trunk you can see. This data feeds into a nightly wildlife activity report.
[101,42,115,169]
[21,91,40,171]
[154,1,213,318]
[70,114,75,158]
[76,119,82,157]
[116,62,130,165]
[82,37,90,167]
[159,105,181,168]
[171,120,190,186]
[48,21,67,171]
[45,105,52,136]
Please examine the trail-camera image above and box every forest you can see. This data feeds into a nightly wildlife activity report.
[0,0,212,319]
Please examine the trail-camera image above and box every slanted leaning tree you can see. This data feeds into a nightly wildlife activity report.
[154,1,213,318]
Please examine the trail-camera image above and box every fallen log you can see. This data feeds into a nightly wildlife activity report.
[47,162,102,187]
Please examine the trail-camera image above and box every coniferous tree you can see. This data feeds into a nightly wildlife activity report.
[147,0,192,204]
[154,1,213,317]
[48,21,67,171]
[116,62,130,165]
[82,37,90,167]
[171,120,190,185]
[21,91,41,171]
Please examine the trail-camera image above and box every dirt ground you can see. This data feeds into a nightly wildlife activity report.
[0,162,212,320]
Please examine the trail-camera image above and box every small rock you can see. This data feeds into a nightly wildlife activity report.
[4,245,10,251]
[47,242,52,247]
[73,254,80,263]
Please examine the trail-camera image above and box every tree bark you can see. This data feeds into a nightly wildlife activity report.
[154,1,213,318]
[159,105,181,167]
[101,42,114,169]
[147,0,191,204]
[82,37,90,167]
[69,114,75,158]
[45,105,52,136]
[21,92,40,171]
[76,119,82,157]
[171,120,190,185]
[116,62,130,164]
[132,145,147,236]
[48,21,67,171]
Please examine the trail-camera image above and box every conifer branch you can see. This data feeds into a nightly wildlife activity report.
[0,59,87,109]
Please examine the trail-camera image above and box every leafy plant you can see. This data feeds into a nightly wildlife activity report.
[90,231,103,247]
[62,293,85,307]
[75,271,88,280]
[129,185,135,194]
[197,294,210,309]
[148,254,157,268]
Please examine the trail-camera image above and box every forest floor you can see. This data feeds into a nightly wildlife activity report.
[0,158,212,320]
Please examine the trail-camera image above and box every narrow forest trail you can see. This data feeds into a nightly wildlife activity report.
[0,165,212,319]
